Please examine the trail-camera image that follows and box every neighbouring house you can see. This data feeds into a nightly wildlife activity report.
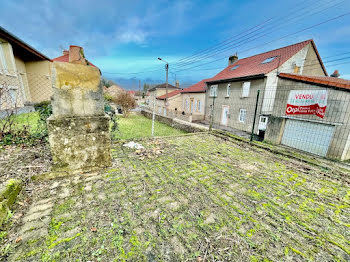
[103,84,125,113]
[154,79,208,121]
[127,90,136,97]
[104,84,124,98]
[180,78,209,121]
[265,72,350,160]
[0,26,52,112]
[156,89,182,116]
[146,83,180,106]
[205,39,327,137]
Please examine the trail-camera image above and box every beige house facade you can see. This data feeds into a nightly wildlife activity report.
[180,79,208,121]
[153,79,208,121]
[0,26,52,111]
[146,83,180,106]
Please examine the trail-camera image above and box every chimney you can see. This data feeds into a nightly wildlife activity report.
[331,70,340,78]
[176,80,180,88]
[63,50,69,56]
[228,53,238,65]
[69,45,86,64]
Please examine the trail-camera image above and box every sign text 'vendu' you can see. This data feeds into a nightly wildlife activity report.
[285,90,327,118]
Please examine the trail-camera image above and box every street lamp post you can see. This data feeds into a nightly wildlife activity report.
[158,58,169,108]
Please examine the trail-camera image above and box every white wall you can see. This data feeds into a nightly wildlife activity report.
[261,44,310,114]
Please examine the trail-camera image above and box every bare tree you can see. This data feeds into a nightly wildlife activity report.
[112,91,136,118]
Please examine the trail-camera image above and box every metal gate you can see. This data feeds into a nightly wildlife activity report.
[281,119,335,157]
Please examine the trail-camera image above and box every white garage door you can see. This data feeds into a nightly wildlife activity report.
[282,119,335,157]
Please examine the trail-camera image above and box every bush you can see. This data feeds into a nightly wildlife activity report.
[0,102,52,145]
[111,91,136,118]
[34,101,52,139]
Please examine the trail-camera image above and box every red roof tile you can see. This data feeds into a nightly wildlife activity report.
[208,40,327,83]
[127,90,136,95]
[52,53,97,68]
[181,78,211,93]
[157,89,182,100]
[279,73,350,90]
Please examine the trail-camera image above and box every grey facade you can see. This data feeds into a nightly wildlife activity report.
[265,77,350,160]
[205,76,266,135]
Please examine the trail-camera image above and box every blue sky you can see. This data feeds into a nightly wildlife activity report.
[1,0,350,89]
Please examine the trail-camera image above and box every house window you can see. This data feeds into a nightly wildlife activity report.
[226,84,231,97]
[262,56,277,64]
[197,100,201,112]
[239,109,247,123]
[185,98,189,111]
[210,85,217,97]
[9,89,17,105]
[0,42,8,74]
[230,65,240,71]
[242,82,250,97]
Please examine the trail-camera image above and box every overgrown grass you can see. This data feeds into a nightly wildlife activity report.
[9,134,350,261]
[113,113,186,140]
[0,111,40,134]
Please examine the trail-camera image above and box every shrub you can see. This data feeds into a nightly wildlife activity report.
[111,91,136,118]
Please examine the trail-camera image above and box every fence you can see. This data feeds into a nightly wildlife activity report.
[0,72,52,145]
[205,81,350,161]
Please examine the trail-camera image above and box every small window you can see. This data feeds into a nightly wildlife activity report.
[242,82,250,97]
[0,42,8,74]
[226,84,231,97]
[239,109,246,123]
[197,100,201,112]
[294,65,300,74]
[210,85,217,97]
[262,56,277,64]
[230,65,240,71]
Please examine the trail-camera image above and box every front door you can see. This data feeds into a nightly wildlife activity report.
[221,106,229,126]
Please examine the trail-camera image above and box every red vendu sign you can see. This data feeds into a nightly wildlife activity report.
[285,90,327,119]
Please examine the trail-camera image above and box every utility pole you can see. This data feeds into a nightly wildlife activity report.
[165,63,169,107]
[158,58,169,109]
[138,79,141,102]
[152,93,155,137]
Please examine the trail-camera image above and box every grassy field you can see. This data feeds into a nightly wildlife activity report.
[0,111,40,133]
[113,113,186,140]
[4,133,350,261]
[1,112,185,140]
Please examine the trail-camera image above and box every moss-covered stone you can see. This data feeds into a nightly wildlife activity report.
[47,115,112,172]
[0,179,23,226]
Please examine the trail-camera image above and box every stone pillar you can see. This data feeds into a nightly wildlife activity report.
[47,61,111,172]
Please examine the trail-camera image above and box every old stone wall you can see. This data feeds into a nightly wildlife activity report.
[140,110,207,133]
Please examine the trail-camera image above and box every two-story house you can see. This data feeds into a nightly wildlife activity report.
[0,26,52,112]
[205,39,327,137]
[147,82,180,112]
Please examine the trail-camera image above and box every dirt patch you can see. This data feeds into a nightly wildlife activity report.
[0,143,52,185]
